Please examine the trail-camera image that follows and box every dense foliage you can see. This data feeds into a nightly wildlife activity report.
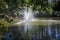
[0,0,60,18]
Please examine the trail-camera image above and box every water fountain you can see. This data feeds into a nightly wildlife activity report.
[16,6,34,32]
[23,7,34,21]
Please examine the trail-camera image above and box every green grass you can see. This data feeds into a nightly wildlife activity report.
[0,17,21,26]
[0,19,12,27]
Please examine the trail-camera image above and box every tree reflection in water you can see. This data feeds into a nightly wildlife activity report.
[6,24,60,40]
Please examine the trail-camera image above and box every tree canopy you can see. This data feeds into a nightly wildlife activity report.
[0,0,60,16]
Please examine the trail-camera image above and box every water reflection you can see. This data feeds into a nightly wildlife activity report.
[7,24,60,40]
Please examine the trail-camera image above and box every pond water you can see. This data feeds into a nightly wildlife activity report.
[8,20,60,40]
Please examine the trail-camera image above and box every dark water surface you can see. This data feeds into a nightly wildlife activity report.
[0,20,60,40]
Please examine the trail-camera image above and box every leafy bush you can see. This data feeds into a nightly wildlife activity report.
[0,24,8,35]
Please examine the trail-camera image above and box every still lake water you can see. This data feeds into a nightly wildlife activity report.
[7,18,60,40]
